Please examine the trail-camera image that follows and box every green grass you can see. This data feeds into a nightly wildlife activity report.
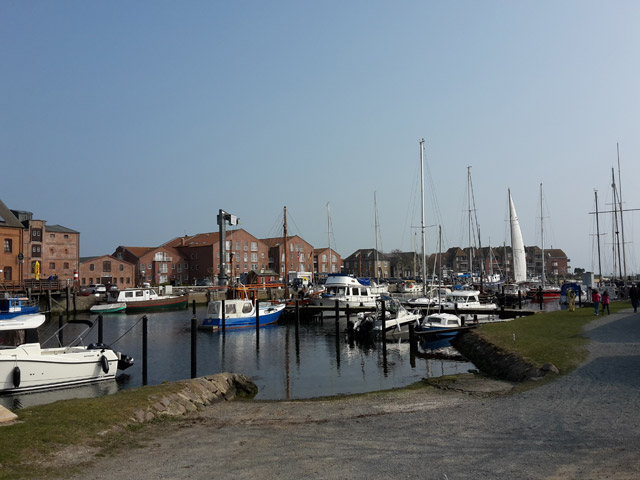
[0,382,187,480]
[476,300,629,372]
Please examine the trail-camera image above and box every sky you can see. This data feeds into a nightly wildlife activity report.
[2,0,640,276]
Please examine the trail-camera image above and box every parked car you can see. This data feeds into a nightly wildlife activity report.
[87,284,107,294]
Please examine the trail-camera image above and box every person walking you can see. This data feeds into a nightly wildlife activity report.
[630,284,639,313]
[592,288,601,316]
[602,290,610,315]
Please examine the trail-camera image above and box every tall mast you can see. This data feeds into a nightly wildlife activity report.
[467,166,473,277]
[611,168,623,280]
[327,202,331,275]
[617,143,627,282]
[420,139,427,296]
[374,191,379,279]
[594,190,602,287]
[540,183,545,287]
[284,206,289,298]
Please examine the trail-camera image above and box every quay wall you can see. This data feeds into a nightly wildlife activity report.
[451,330,558,382]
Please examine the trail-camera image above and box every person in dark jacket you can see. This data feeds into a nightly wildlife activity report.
[629,284,639,313]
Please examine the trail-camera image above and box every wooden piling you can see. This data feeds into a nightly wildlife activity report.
[142,315,148,386]
[191,317,197,378]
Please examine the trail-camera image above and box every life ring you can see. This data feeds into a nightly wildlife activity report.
[13,366,21,388]
[100,355,110,374]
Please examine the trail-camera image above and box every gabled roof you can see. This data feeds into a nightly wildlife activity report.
[116,246,156,258]
[0,199,23,228]
[46,224,78,234]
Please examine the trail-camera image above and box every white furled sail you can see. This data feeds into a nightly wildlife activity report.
[509,189,527,283]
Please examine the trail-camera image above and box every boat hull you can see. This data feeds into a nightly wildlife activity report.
[201,304,285,330]
[0,346,119,393]
[90,303,126,314]
[125,296,188,313]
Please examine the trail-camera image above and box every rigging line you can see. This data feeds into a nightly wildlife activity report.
[107,316,145,349]
[401,152,422,251]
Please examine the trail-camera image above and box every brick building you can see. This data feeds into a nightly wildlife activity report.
[165,228,270,284]
[262,235,315,281]
[312,247,343,277]
[113,245,187,286]
[0,199,79,285]
[78,255,135,288]
[342,249,389,278]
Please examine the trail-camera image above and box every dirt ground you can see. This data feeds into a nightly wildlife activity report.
[67,309,640,480]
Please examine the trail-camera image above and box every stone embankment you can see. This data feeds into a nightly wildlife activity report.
[129,372,258,424]
[452,330,559,382]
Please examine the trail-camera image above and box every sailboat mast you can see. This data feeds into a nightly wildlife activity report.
[611,168,622,281]
[540,183,545,288]
[374,191,379,279]
[617,143,627,282]
[284,206,289,299]
[327,202,331,276]
[420,139,427,296]
[595,190,602,287]
[467,166,473,278]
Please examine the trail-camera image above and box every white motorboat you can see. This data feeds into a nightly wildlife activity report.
[417,312,464,339]
[406,286,452,307]
[352,296,421,335]
[312,274,388,309]
[0,314,133,393]
[201,299,285,330]
[442,290,498,311]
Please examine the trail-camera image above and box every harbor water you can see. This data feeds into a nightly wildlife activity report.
[1,306,475,409]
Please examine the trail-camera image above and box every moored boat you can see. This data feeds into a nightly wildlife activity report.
[0,314,133,393]
[352,296,421,335]
[312,274,388,309]
[0,294,39,320]
[90,302,127,314]
[107,288,188,313]
[201,299,285,330]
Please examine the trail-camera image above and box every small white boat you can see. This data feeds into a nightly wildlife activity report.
[107,287,188,312]
[417,312,464,339]
[397,280,421,294]
[90,302,126,314]
[442,290,498,311]
[0,314,133,393]
[352,296,421,335]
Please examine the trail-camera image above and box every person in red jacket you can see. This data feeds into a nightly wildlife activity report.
[592,289,601,316]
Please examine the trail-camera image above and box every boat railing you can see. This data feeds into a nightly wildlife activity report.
[42,319,97,348]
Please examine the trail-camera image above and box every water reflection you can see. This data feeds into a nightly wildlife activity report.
[2,307,476,409]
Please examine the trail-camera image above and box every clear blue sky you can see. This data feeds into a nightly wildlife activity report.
[2,1,639,276]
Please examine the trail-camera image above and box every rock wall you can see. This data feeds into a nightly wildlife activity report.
[129,372,258,424]
[451,330,556,382]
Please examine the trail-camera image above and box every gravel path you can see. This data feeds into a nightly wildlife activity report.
[70,309,640,479]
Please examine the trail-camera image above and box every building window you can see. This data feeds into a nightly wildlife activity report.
[31,229,42,241]
[3,267,12,281]
[64,262,69,269]
[64,234,69,239]
[3,239,11,253]
[126,277,131,284]
[90,264,95,271]
[50,234,55,239]
[31,245,41,257]
[103,261,111,272]
[119,264,123,271]
[49,262,55,269]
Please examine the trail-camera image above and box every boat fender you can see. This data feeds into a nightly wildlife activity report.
[100,355,110,374]
[13,366,21,388]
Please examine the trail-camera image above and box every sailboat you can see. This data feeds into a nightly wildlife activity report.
[531,184,561,299]
[502,190,528,301]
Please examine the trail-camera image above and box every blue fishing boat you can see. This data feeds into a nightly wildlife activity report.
[0,295,39,320]
[201,298,285,330]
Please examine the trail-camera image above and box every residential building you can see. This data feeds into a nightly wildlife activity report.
[312,247,343,277]
[0,200,24,285]
[113,245,187,286]
[262,235,315,281]
[342,249,389,278]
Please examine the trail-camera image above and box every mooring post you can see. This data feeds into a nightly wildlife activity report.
[334,299,339,322]
[409,323,417,368]
[142,315,148,386]
[66,284,70,314]
[381,299,387,348]
[58,314,64,346]
[192,299,196,316]
[319,309,324,324]
[518,291,522,309]
[295,300,300,337]
[98,314,104,344]
[538,287,543,311]
[346,303,354,335]
[221,299,226,332]
[73,291,76,314]
[256,300,260,332]
[191,316,197,378]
